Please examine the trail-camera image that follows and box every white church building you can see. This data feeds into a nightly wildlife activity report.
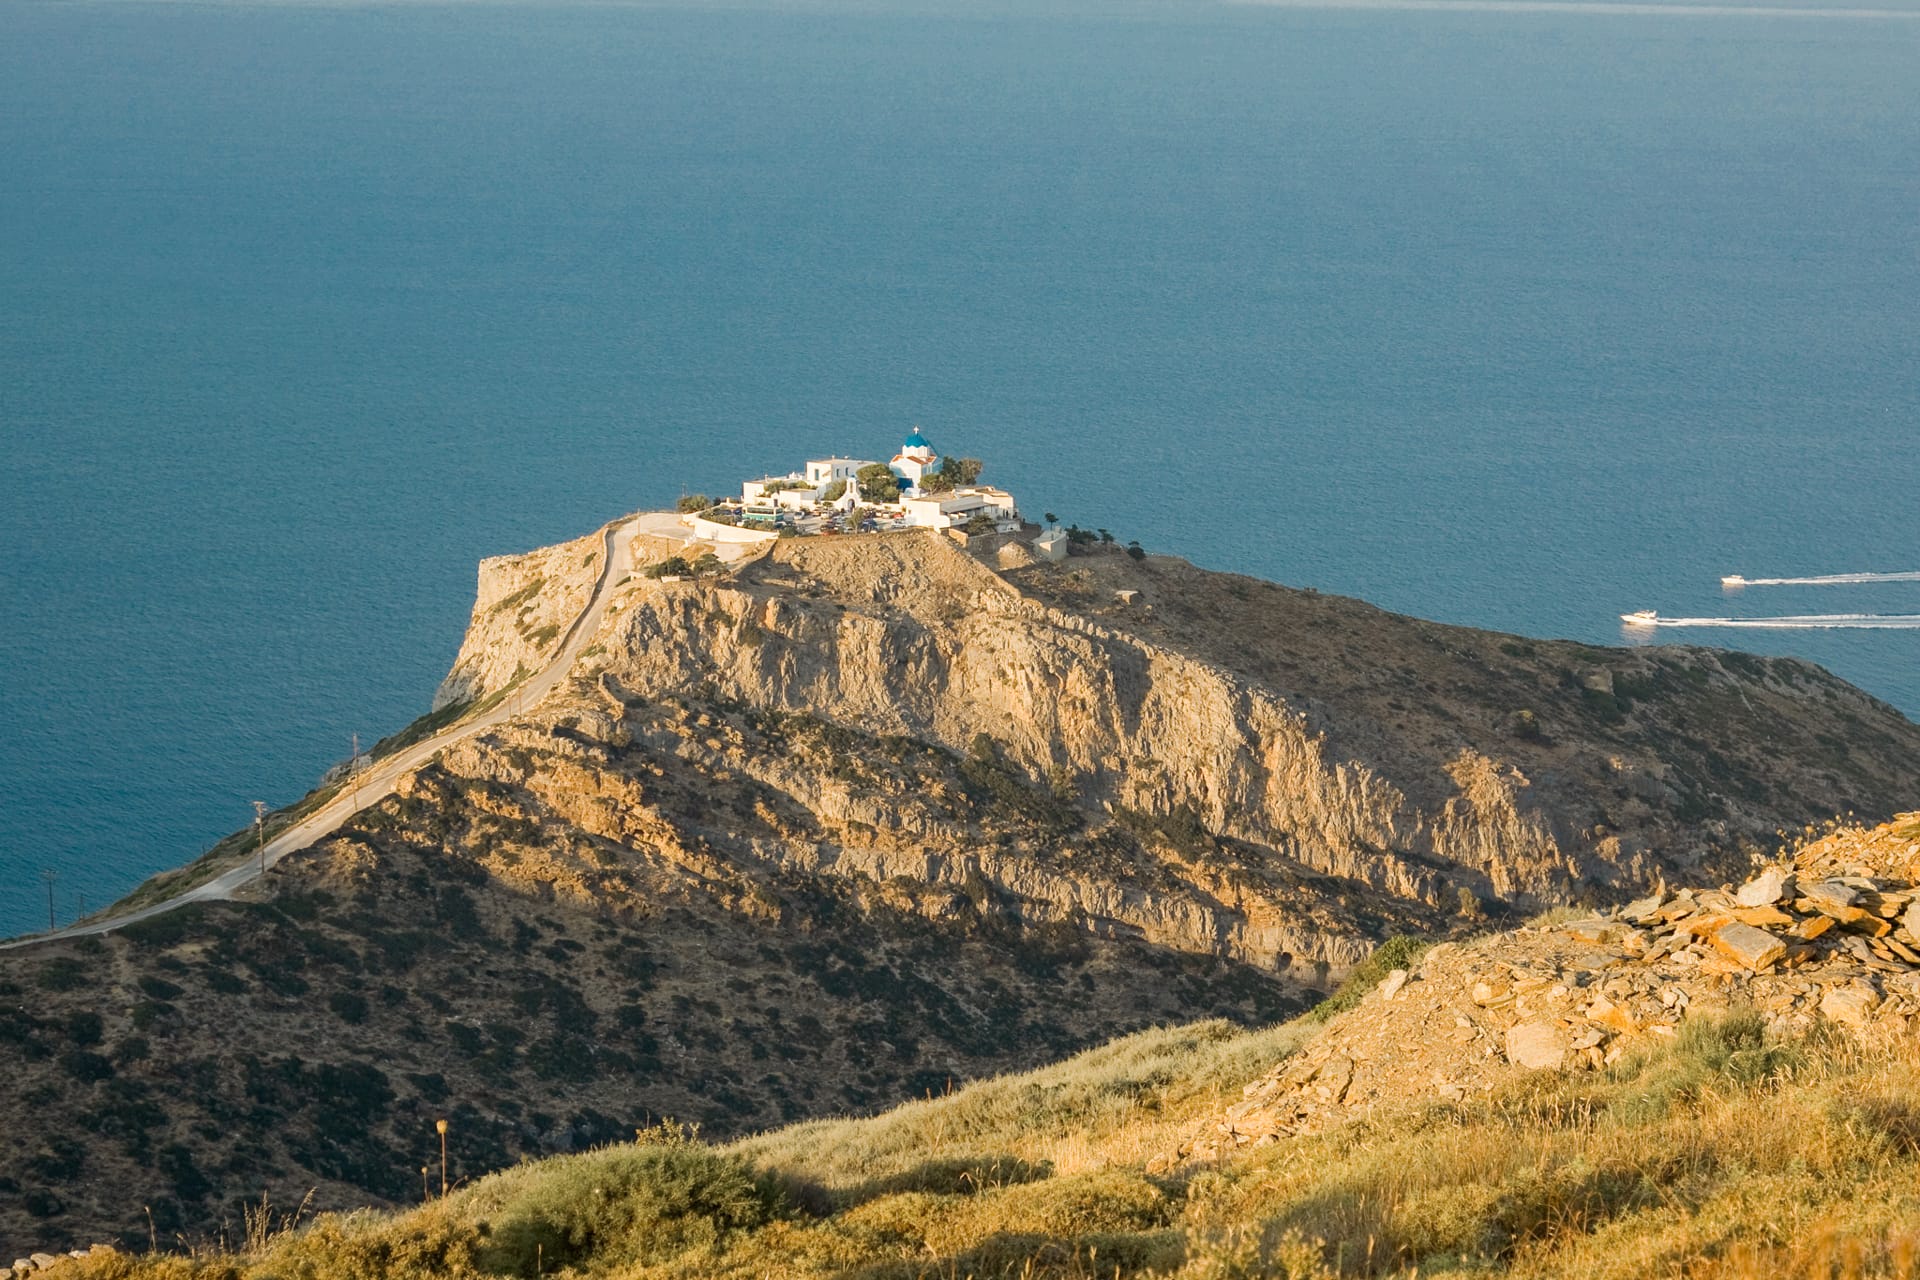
[890,430,941,489]
[730,429,1020,533]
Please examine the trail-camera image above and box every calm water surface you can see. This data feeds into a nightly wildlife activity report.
[2,0,1917,935]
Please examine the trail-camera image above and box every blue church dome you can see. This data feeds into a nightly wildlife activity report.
[903,429,933,451]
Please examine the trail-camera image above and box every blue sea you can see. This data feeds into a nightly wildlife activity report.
[3,0,1917,937]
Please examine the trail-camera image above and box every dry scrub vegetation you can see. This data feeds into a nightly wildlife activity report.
[43,1009,1920,1280]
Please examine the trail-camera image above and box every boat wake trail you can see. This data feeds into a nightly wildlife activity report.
[1723,571,1920,587]
[1637,614,1920,630]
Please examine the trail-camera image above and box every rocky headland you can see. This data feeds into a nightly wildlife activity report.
[5,519,1918,1255]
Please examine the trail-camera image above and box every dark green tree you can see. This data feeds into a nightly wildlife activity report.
[856,463,901,503]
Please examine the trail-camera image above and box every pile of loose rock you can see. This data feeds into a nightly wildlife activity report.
[7,1247,113,1278]
[1165,815,1920,1167]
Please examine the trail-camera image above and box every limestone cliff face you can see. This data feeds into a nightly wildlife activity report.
[572,533,1918,919]
[432,525,608,710]
[414,527,1920,979]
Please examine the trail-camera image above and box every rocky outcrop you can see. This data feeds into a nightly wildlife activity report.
[432,525,609,710]
[1178,814,1920,1165]
[562,531,1920,916]
[402,525,1920,991]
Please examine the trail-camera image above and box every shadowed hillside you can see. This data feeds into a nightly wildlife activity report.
[25,817,1920,1278]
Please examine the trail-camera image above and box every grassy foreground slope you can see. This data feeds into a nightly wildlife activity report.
[46,998,1920,1277]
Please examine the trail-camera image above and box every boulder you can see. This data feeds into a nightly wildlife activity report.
[1377,968,1408,1002]
[1792,915,1834,941]
[1713,922,1787,971]
[1820,982,1881,1028]
[1736,867,1793,908]
[1805,879,1861,908]
[1563,918,1621,945]
[1314,1056,1354,1103]
[1622,891,1666,924]
[1505,1020,1568,1071]
[1585,995,1639,1035]
[1803,881,1867,922]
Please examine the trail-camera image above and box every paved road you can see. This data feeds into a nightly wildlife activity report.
[2,514,645,951]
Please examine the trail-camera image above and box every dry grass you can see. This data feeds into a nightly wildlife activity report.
[47,1014,1920,1280]
[1169,1015,1920,1280]
[729,1019,1314,1195]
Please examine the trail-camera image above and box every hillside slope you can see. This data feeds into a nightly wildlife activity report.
[4,526,1918,1255]
[29,817,1920,1278]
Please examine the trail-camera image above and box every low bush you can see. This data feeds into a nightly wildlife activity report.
[471,1143,785,1274]
[1306,934,1433,1023]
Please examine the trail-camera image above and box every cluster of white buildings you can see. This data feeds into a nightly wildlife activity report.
[723,429,1023,536]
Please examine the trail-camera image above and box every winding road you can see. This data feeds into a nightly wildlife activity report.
[2,514,647,950]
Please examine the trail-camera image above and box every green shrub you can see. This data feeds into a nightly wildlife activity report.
[1607,1008,1795,1123]
[959,736,1083,838]
[476,1144,785,1274]
[922,457,983,493]
[329,991,370,1025]
[60,1048,115,1082]
[36,956,90,991]
[22,1188,63,1219]
[646,555,693,579]
[1307,935,1434,1023]
[203,967,248,995]
[129,1000,175,1030]
[856,463,901,503]
[120,905,208,949]
[258,1209,479,1280]
[26,1135,85,1182]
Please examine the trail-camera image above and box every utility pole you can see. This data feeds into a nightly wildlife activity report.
[349,733,361,805]
[41,868,57,931]
[252,800,270,877]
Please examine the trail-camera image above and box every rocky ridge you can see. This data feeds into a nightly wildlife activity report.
[540,530,1920,963]
[1183,813,1920,1165]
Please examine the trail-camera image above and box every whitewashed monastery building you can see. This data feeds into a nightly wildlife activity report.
[731,430,1021,534]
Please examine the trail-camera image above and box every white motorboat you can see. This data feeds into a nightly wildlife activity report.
[1720,575,1747,587]
[1621,610,1659,625]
